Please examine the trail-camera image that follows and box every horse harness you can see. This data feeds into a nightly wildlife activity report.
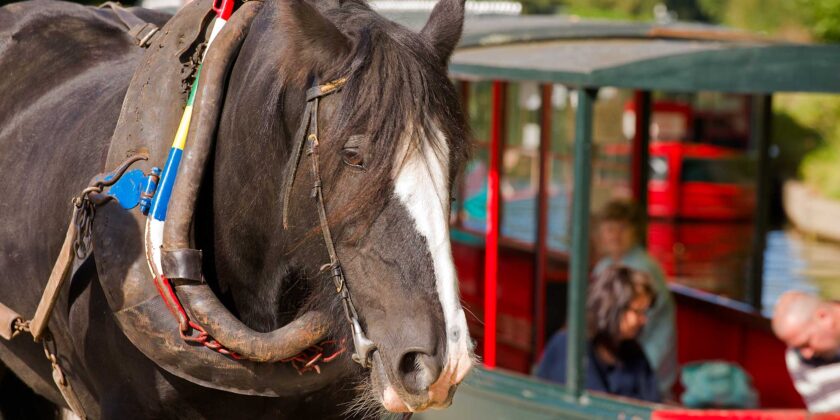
[154,76,376,368]
[0,83,378,360]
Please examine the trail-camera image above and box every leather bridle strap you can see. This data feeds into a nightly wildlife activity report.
[280,98,314,230]
[281,77,376,368]
[281,77,346,229]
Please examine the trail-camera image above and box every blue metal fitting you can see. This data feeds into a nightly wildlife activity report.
[139,167,161,215]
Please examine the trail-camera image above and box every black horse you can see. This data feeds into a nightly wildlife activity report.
[0,0,473,417]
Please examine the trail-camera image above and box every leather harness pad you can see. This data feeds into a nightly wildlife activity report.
[161,248,203,283]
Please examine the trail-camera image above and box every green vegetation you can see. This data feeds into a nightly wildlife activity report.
[799,0,840,43]
[774,94,840,199]
[516,0,840,44]
[563,0,661,19]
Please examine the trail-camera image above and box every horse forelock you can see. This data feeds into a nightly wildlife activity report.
[311,3,470,230]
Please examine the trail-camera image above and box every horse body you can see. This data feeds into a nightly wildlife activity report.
[0,0,472,417]
[0,0,139,411]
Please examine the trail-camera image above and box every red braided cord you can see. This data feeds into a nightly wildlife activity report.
[153,275,344,371]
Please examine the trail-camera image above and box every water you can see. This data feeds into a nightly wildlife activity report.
[763,229,839,316]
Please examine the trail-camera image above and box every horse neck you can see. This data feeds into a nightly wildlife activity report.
[207,29,311,331]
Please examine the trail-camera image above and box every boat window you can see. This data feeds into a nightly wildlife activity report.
[591,88,634,213]
[500,82,542,245]
[547,84,575,252]
[681,157,754,184]
[455,83,638,255]
[459,81,493,234]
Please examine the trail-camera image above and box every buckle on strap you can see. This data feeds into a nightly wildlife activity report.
[305,78,348,101]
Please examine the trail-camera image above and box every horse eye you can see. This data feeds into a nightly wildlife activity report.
[341,147,365,169]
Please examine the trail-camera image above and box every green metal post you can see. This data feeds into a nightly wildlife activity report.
[747,94,772,310]
[566,88,597,397]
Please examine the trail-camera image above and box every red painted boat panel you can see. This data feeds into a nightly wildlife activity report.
[652,410,840,420]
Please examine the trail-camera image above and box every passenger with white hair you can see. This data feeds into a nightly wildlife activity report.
[772,291,840,412]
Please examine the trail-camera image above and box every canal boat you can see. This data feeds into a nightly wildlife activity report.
[379,10,840,419]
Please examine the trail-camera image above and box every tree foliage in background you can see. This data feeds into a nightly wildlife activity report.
[519,0,712,20]
[698,0,801,34]
[517,0,840,44]
[776,94,840,200]
[518,0,563,14]
[798,0,840,43]
[564,0,659,17]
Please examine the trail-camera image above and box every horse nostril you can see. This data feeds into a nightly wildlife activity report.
[397,351,440,394]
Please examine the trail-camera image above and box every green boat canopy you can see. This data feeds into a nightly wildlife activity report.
[386,12,840,94]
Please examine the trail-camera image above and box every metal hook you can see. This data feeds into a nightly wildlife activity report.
[350,318,376,368]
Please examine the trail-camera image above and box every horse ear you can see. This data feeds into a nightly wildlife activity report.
[278,0,350,76]
[420,0,465,64]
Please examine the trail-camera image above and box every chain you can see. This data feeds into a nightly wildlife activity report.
[42,332,61,378]
[41,330,87,418]
[10,319,30,339]
[280,339,346,375]
[69,152,149,259]
[180,316,347,374]
[71,191,97,260]
[154,274,347,373]
[179,319,242,359]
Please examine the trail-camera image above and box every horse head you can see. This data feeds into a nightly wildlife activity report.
[166,0,474,413]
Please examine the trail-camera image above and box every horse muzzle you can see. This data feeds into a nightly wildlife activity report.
[370,341,474,412]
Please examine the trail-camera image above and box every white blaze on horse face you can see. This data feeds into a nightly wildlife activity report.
[393,127,473,394]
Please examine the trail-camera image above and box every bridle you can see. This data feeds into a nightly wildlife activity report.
[281,77,376,369]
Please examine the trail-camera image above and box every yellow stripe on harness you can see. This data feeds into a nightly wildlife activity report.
[172,104,193,150]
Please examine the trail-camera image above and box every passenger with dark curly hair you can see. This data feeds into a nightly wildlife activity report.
[536,266,662,402]
[594,199,677,398]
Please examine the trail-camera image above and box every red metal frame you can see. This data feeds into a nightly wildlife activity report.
[484,81,506,368]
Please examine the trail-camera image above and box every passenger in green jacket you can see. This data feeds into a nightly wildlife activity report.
[593,199,678,399]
